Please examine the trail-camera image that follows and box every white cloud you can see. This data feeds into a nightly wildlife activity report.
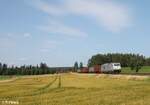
[29,0,132,32]
[39,21,88,37]
[40,49,49,53]
[0,38,16,49]
[40,40,59,53]
[18,57,28,61]
[43,40,58,48]
[23,33,31,38]
[65,0,131,32]
[7,33,14,37]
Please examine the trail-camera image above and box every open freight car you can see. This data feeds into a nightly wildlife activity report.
[78,65,101,73]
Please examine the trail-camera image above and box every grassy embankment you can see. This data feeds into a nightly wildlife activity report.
[0,76,14,80]
[121,66,150,73]
[0,73,150,105]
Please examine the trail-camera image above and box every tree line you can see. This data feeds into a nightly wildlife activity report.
[88,53,150,72]
[74,62,83,71]
[0,62,58,75]
[1,53,150,75]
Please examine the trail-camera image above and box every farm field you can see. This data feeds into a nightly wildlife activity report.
[121,66,150,73]
[0,73,150,105]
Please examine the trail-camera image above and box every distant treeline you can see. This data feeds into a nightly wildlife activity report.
[88,53,150,67]
[0,62,73,75]
[1,53,150,75]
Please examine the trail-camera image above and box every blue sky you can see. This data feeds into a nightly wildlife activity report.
[0,0,150,67]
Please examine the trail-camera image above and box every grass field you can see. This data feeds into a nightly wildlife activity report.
[121,66,150,73]
[0,76,14,80]
[0,73,150,105]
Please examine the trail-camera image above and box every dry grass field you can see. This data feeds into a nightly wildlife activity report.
[0,73,150,105]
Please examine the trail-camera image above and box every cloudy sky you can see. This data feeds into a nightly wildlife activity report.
[0,0,150,66]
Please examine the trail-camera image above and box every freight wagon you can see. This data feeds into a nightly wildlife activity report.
[89,65,101,73]
[77,67,88,73]
[77,63,121,74]
[78,65,101,73]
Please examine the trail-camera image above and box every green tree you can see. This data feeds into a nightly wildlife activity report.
[40,62,48,74]
[2,63,7,75]
[79,62,83,69]
[74,62,78,71]
[144,58,150,66]
[0,63,2,75]
[129,54,144,73]
[88,53,145,68]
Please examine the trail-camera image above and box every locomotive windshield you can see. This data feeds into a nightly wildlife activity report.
[113,63,120,66]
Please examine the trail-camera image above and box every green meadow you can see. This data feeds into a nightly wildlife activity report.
[121,66,150,73]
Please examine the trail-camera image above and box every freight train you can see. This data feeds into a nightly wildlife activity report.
[77,63,121,74]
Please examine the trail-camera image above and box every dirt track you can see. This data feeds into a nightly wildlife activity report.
[0,77,18,83]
